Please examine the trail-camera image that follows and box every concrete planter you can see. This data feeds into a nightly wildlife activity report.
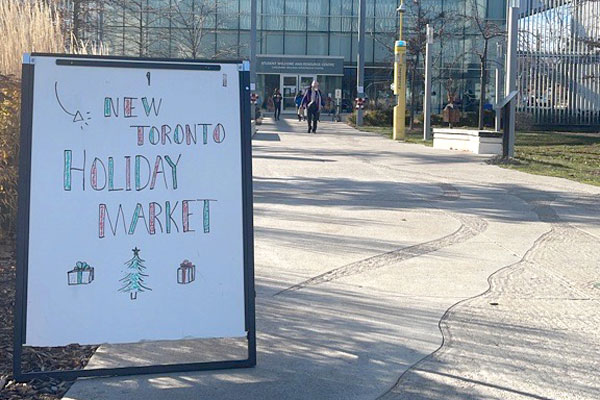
[433,128,503,155]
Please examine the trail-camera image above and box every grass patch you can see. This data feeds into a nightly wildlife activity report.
[353,124,600,186]
[500,131,600,186]
[354,125,433,147]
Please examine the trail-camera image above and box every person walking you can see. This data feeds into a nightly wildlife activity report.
[295,91,305,121]
[326,95,334,117]
[273,88,282,121]
[301,80,325,133]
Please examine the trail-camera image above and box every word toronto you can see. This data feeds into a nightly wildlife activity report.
[63,96,227,238]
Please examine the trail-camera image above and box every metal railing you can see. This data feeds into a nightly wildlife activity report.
[517,0,600,126]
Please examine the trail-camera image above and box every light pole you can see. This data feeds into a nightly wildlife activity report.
[393,1,407,140]
[356,0,367,126]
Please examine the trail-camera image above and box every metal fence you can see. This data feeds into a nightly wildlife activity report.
[517,0,600,126]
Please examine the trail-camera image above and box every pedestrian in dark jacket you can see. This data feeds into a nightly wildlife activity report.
[301,80,325,133]
[273,88,282,121]
[295,91,304,121]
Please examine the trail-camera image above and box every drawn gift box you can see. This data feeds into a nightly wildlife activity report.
[68,261,94,285]
[177,260,196,284]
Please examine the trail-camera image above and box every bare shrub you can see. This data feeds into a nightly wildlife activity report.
[0,0,65,77]
[0,75,20,238]
[516,112,535,132]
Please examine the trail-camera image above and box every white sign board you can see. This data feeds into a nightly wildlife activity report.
[20,56,252,347]
[335,89,342,99]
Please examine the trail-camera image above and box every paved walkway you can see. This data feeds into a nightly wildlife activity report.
[65,118,600,400]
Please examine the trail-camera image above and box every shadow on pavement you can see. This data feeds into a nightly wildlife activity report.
[253,175,599,226]
[253,132,281,141]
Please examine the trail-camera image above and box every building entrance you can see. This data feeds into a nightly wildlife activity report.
[280,74,316,113]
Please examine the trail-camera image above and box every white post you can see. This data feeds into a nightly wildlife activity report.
[423,24,433,140]
[250,0,257,120]
[495,42,503,132]
[505,0,519,157]
[356,0,367,126]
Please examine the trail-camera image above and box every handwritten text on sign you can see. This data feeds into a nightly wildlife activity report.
[62,96,226,238]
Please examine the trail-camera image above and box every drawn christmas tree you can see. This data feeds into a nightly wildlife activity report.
[118,247,151,300]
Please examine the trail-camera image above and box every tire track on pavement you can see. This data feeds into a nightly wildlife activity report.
[379,192,600,400]
[274,182,488,296]
[377,227,555,400]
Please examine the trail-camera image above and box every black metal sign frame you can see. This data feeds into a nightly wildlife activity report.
[13,54,256,381]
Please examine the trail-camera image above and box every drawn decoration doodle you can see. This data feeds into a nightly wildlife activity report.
[118,247,151,300]
[54,81,91,129]
[177,259,196,284]
[67,261,94,286]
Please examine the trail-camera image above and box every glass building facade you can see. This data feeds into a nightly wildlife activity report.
[75,0,507,114]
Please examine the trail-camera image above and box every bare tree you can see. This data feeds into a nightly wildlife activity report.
[103,0,163,57]
[404,1,450,129]
[44,1,109,54]
[462,0,504,130]
[575,0,600,51]
[169,0,242,59]
[372,1,450,128]
[171,0,216,59]
[50,0,99,45]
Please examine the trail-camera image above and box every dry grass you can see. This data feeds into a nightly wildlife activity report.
[0,1,108,240]
[0,0,64,77]
[0,1,108,77]
[68,32,110,56]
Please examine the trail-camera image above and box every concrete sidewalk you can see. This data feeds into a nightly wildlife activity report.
[65,118,600,400]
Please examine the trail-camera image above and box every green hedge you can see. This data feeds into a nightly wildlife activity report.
[348,109,411,127]
[458,110,496,128]
[349,108,496,129]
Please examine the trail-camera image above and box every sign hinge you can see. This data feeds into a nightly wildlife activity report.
[22,53,34,65]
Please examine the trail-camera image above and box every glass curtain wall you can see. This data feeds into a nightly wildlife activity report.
[75,0,506,115]
[401,0,506,113]
[97,0,398,62]
[257,0,397,63]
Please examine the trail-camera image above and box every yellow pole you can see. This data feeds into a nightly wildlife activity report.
[393,9,406,141]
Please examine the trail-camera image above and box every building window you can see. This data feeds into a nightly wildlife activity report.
[217,31,239,58]
[307,33,328,55]
[374,34,392,63]
[285,0,306,31]
[285,32,306,55]
[263,0,284,30]
[264,32,283,54]
[219,0,240,29]
[307,0,329,31]
[330,33,351,61]
[239,31,250,57]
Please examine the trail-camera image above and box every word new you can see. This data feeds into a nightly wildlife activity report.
[64,150,180,192]
[104,97,162,118]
